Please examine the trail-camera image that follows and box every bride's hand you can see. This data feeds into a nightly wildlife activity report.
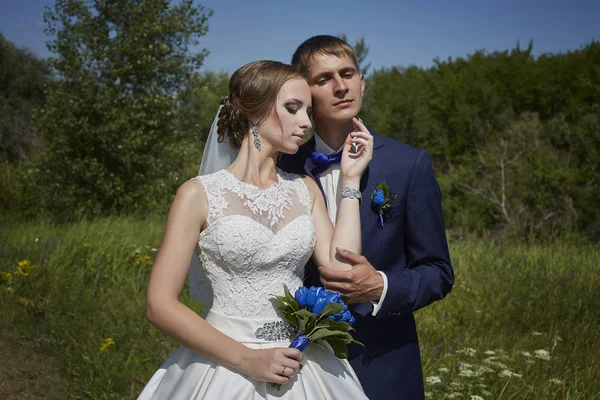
[340,117,374,183]
[237,347,303,384]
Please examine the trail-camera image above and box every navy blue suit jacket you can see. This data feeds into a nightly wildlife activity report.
[278,130,454,400]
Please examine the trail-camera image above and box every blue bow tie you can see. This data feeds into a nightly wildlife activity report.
[311,150,342,174]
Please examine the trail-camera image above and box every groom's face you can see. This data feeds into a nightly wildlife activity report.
[306,53,365,125]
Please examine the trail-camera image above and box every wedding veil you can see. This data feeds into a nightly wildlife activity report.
[198,104,238,175]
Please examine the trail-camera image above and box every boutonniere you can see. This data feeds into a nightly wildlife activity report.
[371,182,397,228]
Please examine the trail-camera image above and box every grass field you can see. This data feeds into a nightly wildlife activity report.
[1,217,598,399]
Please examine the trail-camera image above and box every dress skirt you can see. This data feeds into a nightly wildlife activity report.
[137,310,368,399]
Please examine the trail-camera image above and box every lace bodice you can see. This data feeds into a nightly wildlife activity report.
[189,169,315,318]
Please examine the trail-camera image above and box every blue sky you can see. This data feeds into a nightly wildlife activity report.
[1,0,598,74]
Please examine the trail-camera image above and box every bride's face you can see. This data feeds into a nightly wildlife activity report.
[260,78,312,154]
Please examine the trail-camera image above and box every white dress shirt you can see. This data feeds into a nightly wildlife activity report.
[312,132,388,316]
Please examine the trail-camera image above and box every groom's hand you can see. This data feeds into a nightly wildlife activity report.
[318,248,383,304]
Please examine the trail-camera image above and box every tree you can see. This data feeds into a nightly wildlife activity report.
[35,0,212,217]
[177,70,229,143]
[0,33,50,164]
[359,41,600,239]
[174,70,229,177]
[338,34,371,75]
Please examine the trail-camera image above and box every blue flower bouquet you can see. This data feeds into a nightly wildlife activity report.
[274,285,362,357]
[269,285,362,389]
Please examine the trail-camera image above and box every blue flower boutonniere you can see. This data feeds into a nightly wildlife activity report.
[371,182,397,228]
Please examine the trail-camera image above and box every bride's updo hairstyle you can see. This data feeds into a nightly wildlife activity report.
[217,60,302,149]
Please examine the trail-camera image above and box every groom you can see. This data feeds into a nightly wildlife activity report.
[279,35,454,399]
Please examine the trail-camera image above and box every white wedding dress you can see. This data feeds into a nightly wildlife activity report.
[138,168,367,400]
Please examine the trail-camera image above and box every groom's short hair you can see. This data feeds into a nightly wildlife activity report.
[292,35,359,78]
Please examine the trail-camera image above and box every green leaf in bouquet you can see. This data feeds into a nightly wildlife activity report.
[317,302,345,319]
[327,338,350,359]
[293,309,318,320]
[273,296,295,312]
[283,285,299,312]
[297,317,306,333]
[274,295,288,302]
[316,318,354,333]
[309,328,353,342]
[279,308,300,330]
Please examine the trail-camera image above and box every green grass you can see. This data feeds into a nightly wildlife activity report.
[417,241,600,399]
[1,218,598,399]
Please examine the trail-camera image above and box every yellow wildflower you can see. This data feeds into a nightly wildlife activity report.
[0,271,13,281]
[82,241,89,248]
[132,253,153,267]
[99,337,116,352]
[14,260,36,277]
[16,297,29,306]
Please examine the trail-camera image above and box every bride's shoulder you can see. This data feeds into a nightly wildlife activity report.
[188,170,230,191]
[190,169,226,182]
[176,179,208,205]
[164,179,209,224]
[295,173,320,199]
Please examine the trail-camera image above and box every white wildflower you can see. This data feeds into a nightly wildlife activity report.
[484,350,496,355]
[35,237,40,242]
[499,369,513,377]
[461,362,474,369]
[531,331,542,336]
[549,378,563,385]
[525,359,536,364]
[424,392,432,398]
[483,357,508,369]
[475,366,494,375]
[459,368,475,377]
[554,335,563,341]
[471,396,485,400]
[438,367,450,373]
[482,390,492,396]
[534,349,550,361]
[457,347,477,356]
[425,376,441,385]
[521,351,532,357]
[449,382,464,390]
[448,393,463,399]
[151,247,158,252]
[498,369,522,378]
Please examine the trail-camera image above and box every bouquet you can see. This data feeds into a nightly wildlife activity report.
[269,285,363,389]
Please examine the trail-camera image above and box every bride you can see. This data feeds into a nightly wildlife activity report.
[138,60,373,399]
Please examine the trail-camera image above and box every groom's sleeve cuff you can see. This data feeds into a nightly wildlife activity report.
[370,271,389,316]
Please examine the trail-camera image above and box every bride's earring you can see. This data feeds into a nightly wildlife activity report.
[252,120,261,151]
